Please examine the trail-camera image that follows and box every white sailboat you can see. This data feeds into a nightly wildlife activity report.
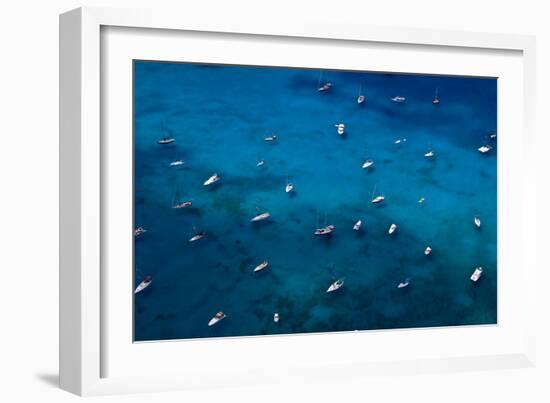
[362,159,374,169]
[490,133,497,139]
[314,212,335,235]
[326,279,344,293]
[371,185,385,204]
[157,123,175,144]
[418,197,426,204]
[254,261,269,272]
[424,246,432,255]
[470,267,483,282]
[388,223,397,235]
[257,159,265,167]
[391,96,406,103]
[169,160,184,167]
[353,220,362,231]
[203,173,220,186]
[478,145,492,154]
[432,87,440,105]
[394,138,407,144]
[134,227,147,237]
[357,82,365,104]
[134,276,152,294]
[173,200,192,209]
[273,313,280,323]
[189,227,206,242]
[285,177,294,193]
[264,134,278,142]
[208,311,226,327]
[474,216,481,228]
[250,212,271,222]
[317,72,332,92]
[397,278,410,289]
[335,123,345,136]
[424,150,435,158]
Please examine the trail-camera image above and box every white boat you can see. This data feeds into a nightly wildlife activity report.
[362,159,374,169]
[478,145,492,154]
[285,183,294,193]
[264,134,277,142]
[326,279,344,293]
[169,160,184,166]
[372,195,385,204]
[397,278,410,289]
[189,231,206,242]
[203,173,220,186]
[388,223,397,235]
[173,200,192,209]
[424,150,435,158]
[208,311,226,327]
[391,96,406,103]
[432,87,440,105]
[470,267,483,282]
[335,123,345,136]
[134,227,147,237]
[318,82,333,92]
[157,137,175,145]
[254,261,269,272]
[357,94,365,104]
[394,138,407,144]
[251,212,271,222]
[418,197,425,204]
[353,220,362,231]
[490,133,497,139]
[273,313,280,323]
[314,225,335,235]
[257,159,265,167]
[474,216,481,228]
[134,276,152,294]
[424,246,432,255]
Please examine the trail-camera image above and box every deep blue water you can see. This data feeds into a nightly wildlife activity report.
[133,61,497,342]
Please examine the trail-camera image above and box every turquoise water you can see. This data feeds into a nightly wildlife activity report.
[133,61,497,341]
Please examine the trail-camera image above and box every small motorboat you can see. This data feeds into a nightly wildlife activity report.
[357,94,365,104]
[254,261,269,272]
[470,267,483,282]
[418,197,425,204]
[273,313,280,323]
[394,138,407,145]
[490,133,497,139]
[157,137,175,145]
[251,212,271,222]
[285,183,294,193]
[326,279,344,293]
[169,160,184,167]
[474,216,481,228]
[372,195,385,204]
[203,173,220,186]
[424,150,435,158]
[208,311,226,327]
[335,123,345,136]
[362,159,374,169]
[391,96,406,103]
[314,225,335,235]
[432,88,440,105]
[264,134,278,142]
[134,275,152,294]
[318,82,333,92]
[173,200,192,209]
[424,246,432,255]
[189,231,206,242]
[134,227,147,237]
[257,159,265,167]
[388,223,397,235]
[397,278,410,289]
[353,220,362,231]
[478,145,492,154]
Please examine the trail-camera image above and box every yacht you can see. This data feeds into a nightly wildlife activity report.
[314,225,335,236]
[478,145,492,154]
[424,150,435,158]
[208,311,226,327]
[273,313,280,323]
[254,261,269,272]
[474,216,481,228]
[326,279,344,293]
[388,223,397,235]
[285,182,294,193]
[372,195,385,204]
[203,173,220,186]
[424,246,432,255]
[391,96,406,103]
[470,267,483,282]
[357,94,365,104]
[134,276,152,294]
[362,159,374,169]
[353,220,362,231]
[335,123,345,136]
[250,212,271,222]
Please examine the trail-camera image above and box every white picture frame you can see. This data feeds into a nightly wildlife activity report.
[60,6,537,396]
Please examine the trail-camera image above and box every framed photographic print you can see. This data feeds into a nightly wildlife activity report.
[60,7,537,396]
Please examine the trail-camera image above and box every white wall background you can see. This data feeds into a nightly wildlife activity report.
[0,0,547,401]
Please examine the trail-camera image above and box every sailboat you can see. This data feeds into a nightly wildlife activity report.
[273,313,280,323]
[371,185,385,204]
[317,72,333,92]
[285,177,294,193]
[257,159,265,167]
[397,278,410,289]
[326,279,344,293]
[391,96,406,103]
[470,267,483,282]
[362,159,374,169]
[432,87,440,105]
[157,122,175,144]
[254,261,269,272]
[203,173,220,186]
[424,150,435,158]
[134,275,152,294]
[357,82,365,104]
[388,223,397,235]
[478,144,492,154]
[251,211,271,222]
[208,311,226,326]
[335,123,345,136]
[314,212,335,235]
[264,134,278,142]
[169,160,184,167]
[353,220,362,231]
[134,227,147,237]
[189,226,206,242]
[424,246,432,255]
[394,138,407,144]
[173,200,192,209]
[474,216,481,228]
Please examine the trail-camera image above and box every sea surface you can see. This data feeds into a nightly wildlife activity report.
[133,60,497,341]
